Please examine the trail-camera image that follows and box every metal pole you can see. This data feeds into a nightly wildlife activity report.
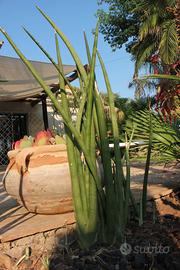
[42,96,49,130]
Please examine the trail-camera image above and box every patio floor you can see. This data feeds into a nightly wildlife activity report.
[0,163,179,243]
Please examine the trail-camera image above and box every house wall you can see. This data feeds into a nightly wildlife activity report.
[0,101,44,136]
[28,103,44,136]
[27,99,66,136]
[28,101,65,136]
[0,100,68,137]
[46,99,65,135]
[0,101,32,114]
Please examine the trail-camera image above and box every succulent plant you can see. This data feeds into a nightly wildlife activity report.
[13,140,20,150]
[34,131,49,146]
[13,135,34,150]
[34,129,55,146]
[12,129,65,150]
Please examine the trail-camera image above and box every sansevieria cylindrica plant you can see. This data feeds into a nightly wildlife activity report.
[1,7,136,248]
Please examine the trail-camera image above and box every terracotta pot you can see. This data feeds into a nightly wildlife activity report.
[3,145,73,214]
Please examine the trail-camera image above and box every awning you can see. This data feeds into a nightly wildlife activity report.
[0,55,76,101]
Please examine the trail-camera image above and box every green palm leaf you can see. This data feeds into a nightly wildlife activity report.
[159,20,179,64]
[142,74,180,81]
[139,13,158,41]
[132,36,157,74]
[126,110,180,160]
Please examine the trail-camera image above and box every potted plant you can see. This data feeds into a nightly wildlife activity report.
[3,130,74,214]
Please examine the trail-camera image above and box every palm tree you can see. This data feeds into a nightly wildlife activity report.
[132,0,178,74]
[131,0,179,118]
[167,0,180,49]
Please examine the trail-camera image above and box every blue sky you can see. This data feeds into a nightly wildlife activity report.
[0,0,135,98]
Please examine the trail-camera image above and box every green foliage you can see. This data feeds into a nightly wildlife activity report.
[158,20,178,65]
[98,0,178,70]
[132,1,178,70]
[111,95,156,120]
[100,94,156,142]
[143,74,180,82]
[126,110,180,161]
[97,0,140,52]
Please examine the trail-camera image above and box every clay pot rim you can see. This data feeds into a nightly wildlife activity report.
[8,144,67,159]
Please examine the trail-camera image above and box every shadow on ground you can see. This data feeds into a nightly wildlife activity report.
[49,188,180,270]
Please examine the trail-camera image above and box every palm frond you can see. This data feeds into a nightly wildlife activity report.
[129,78,156,98]
[132,0,177,73]
[126,110,180,160]
[159,20,179,64]
[139,13,159,41]
[142,74,180,81]
[133,0,160,13]
[132,37,157,73]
